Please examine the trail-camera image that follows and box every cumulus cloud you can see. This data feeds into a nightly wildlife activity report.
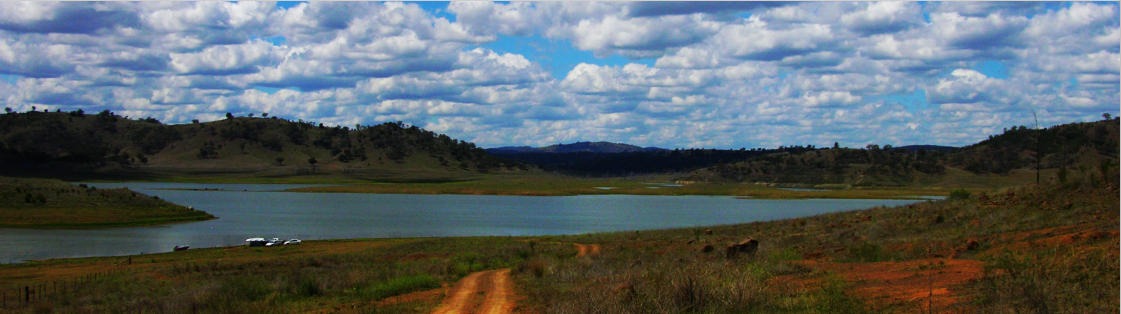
[931,12,1029,50]
[716,19,837,61]
[928,69,1005,105]
[0,2,139,34]
[0,2,1116,149]
[840,2,923,35]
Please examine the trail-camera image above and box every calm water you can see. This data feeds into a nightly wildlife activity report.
[0,182,928,263]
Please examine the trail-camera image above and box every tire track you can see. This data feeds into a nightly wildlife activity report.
[431,268,514,314]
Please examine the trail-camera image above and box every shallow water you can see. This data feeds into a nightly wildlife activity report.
[0,182,926,263]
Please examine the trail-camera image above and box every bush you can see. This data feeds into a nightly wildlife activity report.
[845,242,884,262]
[949,188,971,200]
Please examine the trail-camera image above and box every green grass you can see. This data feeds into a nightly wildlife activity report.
[358,274,441,299]
[0,176,214,228]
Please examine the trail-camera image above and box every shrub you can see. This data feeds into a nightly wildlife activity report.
[949,188,971,200]
[845,242,884,262]
[524,258,548,278]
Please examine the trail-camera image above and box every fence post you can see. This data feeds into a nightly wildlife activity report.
[24,286,28,304]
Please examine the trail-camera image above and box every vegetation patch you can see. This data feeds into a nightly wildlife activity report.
[0,176,213,228]
[358,274,441,300]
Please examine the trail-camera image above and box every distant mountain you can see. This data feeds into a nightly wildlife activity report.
[0,110,525,180]
[488,141,666,154]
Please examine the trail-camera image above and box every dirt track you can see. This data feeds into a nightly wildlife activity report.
[431,268,514,314]
[430,243,601,314]
[574,243,601,256]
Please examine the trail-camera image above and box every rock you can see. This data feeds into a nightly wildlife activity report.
[702,244,714,253]
[965,239,980,251]
[704,228,713,235]
[725,238,759,258]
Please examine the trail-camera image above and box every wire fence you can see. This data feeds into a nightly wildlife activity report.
[2,262,127,310]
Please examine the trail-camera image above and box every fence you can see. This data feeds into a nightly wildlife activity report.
[1,266,124,310]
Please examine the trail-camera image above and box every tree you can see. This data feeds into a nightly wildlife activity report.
[262,113,268,117]
[226,112,234,119]
[307,157,317,172]
[275,157,284,166]
[192,119,199,124]
[4,107,10,113]
[833,142,839,149]
[1104,113,1112,120]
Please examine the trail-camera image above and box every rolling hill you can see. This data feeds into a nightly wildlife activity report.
[683,119,1120,186]
[0,110,524,181]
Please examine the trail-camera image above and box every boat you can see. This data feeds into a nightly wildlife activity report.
[245,237,267,247]
[173,245,189,251]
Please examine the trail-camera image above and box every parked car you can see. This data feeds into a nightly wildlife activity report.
[265,238,283,247]
[283,239,301,245]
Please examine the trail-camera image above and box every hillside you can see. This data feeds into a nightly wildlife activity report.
[0,176,213,228]
[0,110,524,180]
[948,119,1120,174]
[684,119,1119,186]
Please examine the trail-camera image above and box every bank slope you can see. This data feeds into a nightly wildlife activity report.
[0,176,214,228]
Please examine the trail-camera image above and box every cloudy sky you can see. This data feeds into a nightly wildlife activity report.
[0,2,1117,149]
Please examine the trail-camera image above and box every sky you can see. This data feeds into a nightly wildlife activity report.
[0,1,1117,149]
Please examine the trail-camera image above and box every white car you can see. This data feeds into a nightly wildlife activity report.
[283,239,302,245]
[265,237,283,247]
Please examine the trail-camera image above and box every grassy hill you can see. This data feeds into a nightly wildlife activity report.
[0,176,213,228]
[683,119,1119,187]
[0,110,524,181]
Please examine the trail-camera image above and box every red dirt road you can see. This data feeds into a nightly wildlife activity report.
[431,268,515,314]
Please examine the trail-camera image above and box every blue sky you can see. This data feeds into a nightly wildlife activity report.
[0,1,1117,149]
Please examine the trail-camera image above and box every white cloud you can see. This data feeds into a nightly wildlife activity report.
[0,2,1116,149]
[715,19,836,61]
[929,12,1029,49]
[169,40,278,75]
[841,2,922,35]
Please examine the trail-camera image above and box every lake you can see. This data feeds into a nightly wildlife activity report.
[0,182,932,263]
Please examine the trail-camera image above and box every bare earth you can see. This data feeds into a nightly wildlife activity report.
[429,243,602,314]
[573,243,601,257]
[431,268,515,314]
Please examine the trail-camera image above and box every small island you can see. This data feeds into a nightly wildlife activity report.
[0,176,214,228]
